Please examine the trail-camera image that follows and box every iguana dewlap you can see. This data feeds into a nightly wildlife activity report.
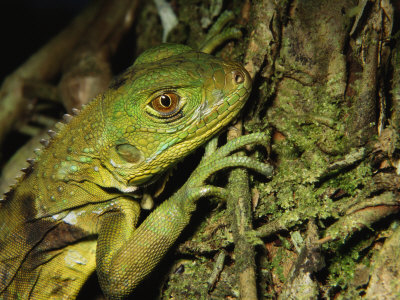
[0,43,265,299]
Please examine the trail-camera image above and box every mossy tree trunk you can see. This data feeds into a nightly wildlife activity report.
[0,0,399,299]
[165,1,400,299]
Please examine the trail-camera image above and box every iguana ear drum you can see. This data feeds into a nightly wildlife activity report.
[116,144,144,164]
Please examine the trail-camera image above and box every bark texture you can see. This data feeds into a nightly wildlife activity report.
[0,0,399,299]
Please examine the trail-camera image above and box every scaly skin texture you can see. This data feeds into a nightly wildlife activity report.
[0,43,269,299]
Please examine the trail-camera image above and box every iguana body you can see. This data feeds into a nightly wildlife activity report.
[0,43,269,299]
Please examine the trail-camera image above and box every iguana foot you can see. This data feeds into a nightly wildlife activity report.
[179,132,273,210]
[200,10,242,54]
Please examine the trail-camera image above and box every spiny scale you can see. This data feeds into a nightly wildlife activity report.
[33,148,42,156]
[1,178,22,201]
[38,112,74,153]
[40,139,49,147]
[1,108,77,202]
[63,114,73,123]
[47,130,56,138]
[28,109,77,163]
[0,185,14,201]
[21,167,30,173]
[3,190,11,197]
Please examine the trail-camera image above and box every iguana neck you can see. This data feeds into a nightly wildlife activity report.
[26,95,135,218]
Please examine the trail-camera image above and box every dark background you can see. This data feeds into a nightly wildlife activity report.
[0,0,89,82]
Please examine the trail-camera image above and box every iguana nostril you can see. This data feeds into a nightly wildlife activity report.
[232,70,244,84]
[116,144,144,164]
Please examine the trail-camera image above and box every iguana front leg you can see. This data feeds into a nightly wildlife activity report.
[96,133,272,299]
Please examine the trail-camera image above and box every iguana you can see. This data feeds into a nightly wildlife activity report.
[0,43,271,299]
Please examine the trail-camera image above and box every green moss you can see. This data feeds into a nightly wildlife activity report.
[323,161,373,196]
[253,52,375,221]
[328,253,357,290]
[325,235,374,296]
[164,255,239,299]
[268,244,289,282]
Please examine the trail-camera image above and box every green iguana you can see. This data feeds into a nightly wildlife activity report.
[0,43,271,299]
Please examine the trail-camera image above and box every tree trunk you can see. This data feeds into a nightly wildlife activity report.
[0,0,399,299]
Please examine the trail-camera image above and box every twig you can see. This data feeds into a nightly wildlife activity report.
[323,193,400,242]
[278,221,323,300]
[23,80,60,103]
[256,192,400,240]
[58,0,141,111]
[226,121,258,300]
[207,251,226,292]
[224,2,283,297]
[320,147,367,177]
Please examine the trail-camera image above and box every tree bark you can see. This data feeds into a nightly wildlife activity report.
[1,0,399,299]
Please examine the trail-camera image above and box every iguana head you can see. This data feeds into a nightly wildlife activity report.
[100,44,251,188]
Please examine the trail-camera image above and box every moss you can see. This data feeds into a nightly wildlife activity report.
[164,256,239,299]
[252,49,375,221]
[252,23,377,294]
[325,235,374,296]
[163,258,209,299]
[327,252,358,290]
[268,244,289,283]
[324,161,373,196]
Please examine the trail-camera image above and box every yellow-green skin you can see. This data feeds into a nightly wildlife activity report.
[0,44,254,299]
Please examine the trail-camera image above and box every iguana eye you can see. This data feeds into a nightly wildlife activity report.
[151,93,180,116]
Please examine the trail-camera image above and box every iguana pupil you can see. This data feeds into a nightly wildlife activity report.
[160,95,171,107]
